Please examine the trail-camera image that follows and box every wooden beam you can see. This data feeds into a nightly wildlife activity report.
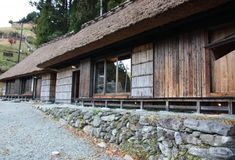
[197,101,201,113]
[105,100,108,108]
[120,100,123,109]
[140,101,143,110]
[228,100,233,115]
[166,101,169,111]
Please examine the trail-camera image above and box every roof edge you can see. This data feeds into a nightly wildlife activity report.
[38,0,230,68]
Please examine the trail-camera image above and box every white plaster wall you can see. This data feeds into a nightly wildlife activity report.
[131,43,154,97]
[55,68,73,103]
[41,73,56,102]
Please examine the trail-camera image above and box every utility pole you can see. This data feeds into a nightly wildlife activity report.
[17,23,23,63]
[100,0,107,16]
[100,0,103,16]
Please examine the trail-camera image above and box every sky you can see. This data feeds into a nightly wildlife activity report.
[0,0,36,27]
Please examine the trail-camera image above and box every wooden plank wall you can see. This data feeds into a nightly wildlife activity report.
[15,79,21,94]
[35,78,42,98]
[132,43,153,97]
[1,82,6,96]
[212,51,235,93]
[210,24,235,94]
[154,30,207,97]
[209,25,235,43]
[79,58,91,98]
[50,73,56,99]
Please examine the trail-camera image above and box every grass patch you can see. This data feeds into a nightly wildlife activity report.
[0,26,36,72]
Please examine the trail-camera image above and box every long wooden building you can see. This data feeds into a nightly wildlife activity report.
[0,0,234,114]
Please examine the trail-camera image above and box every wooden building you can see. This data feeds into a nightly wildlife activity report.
[0,0,234,114]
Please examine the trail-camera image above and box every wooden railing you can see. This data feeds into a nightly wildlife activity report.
[73,97,235,115]
[0,95,33,101]
[1,95,234,114]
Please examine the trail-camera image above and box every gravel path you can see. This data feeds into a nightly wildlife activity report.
[0,101,114,160]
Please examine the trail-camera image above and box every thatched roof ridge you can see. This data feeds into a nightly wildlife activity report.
[0,0,229,81]
[81,0,134,29]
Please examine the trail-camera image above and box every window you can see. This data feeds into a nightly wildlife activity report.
[6,80,15,94]
[207,32,235,94]
[95,61,105,93]
[72,71,80,101]
[21,78,32,94]
[117,55,131,93]
[94,54,131,94]
[106,57,117,93]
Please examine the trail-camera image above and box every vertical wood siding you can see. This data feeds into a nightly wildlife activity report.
[15,79,21,94]
[212,51,235,93]
[79,58,91,98]
[154,30,207,98]
[210,25,235,94]
[132,43,154,97]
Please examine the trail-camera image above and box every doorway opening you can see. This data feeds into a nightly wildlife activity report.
[72,71,80,102]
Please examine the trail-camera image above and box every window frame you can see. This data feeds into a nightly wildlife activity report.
[93,52,131,96]
[206,33,235,96]
[6,80,15,95]
[20,77,32,95]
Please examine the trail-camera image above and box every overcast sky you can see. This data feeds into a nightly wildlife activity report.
[0,0,36,27]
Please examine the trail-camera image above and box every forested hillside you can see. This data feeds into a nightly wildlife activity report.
[31,0,126,45]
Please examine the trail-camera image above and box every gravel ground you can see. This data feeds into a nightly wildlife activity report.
[0,101,116,160]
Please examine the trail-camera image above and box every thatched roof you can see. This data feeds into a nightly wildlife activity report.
[0,0,229,81]
[0,34,72,81]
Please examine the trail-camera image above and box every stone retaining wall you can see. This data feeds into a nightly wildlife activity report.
[36,105,235,160]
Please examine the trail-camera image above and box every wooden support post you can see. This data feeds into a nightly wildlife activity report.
[81,100,84,107]
[228,101,233,115]
[120,100,123,109]
[105,100,108,108]
[140,101,143,110]
[166,101,169,111]
[196,101,201,113]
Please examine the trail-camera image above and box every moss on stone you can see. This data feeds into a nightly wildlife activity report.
[92,109,103,115]
[121,141,147,159]
[146,115,160,125]
[174,151,202,160]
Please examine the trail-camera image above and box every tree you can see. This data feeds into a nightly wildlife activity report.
[32,0,126,45]
[36,0,57,45]
[18,11,39,23]
[9,20,13,24]
[107,0,125,10]
[69,0,99,32]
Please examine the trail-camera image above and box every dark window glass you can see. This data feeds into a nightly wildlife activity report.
[117,55,131,92]
[95,61,105,93]
[21,78,32,94]
[106,57,117,93]
[6,80,15,94]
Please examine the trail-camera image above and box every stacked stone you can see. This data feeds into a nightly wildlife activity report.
[37,106,235,160]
